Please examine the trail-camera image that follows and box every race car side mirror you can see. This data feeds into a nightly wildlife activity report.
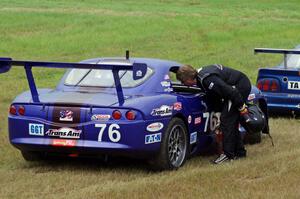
[0,57,12,73]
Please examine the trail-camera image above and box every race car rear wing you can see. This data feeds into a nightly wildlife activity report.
[0,57,147,105]
[254,48,300,69]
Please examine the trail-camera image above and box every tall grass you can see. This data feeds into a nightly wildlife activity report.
[0,1,300,198]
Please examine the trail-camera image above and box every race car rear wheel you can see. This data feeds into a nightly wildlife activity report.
[149,118,188,170]
[21,151,45,161]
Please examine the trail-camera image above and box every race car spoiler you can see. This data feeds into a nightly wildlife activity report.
[254,48,300,69]
[0,57,147,105]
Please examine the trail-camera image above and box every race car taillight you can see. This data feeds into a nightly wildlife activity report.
[112,110,122,120]
[257,79,280,92]
[125,110,136,120]
[257,80,263,91]
[9,105,17,115]
[270,80,279,91]
[18,106,25,115]
[263,79,270,91]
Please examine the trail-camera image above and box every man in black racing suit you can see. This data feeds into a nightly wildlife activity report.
[176,64,251,164]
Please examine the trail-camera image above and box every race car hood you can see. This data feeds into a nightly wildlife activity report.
[13,89,131,107]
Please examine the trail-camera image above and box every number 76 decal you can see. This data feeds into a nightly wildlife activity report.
[95,124,121,142]
[202,112,220,132]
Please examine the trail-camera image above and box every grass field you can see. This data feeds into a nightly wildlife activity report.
[0,0,300,198]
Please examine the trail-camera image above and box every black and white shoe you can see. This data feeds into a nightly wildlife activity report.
[212,153,230,164]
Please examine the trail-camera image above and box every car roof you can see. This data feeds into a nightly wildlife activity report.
[81,57,182,70]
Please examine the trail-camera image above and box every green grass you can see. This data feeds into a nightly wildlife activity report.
[0,1,300,198]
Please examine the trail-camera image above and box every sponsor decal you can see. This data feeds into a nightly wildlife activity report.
[188,115,192,124]
[190,132,197,144]
[52,139,77,147]
[46,127,82,139]
[164,87,173,92]
[208,82,214,90]
[59,110,73,122]
[29,123,44,136]
[164,74,170,80]
[173,102,182,111]
[151,105,173,117]
[146,122,164,132]
[248,93,255,101]
[136,70,142,77]
[288,81,300,90]
[145,133,162,144]
[91,114,111,121]
[160,81,171,87]
[194,117,201,125]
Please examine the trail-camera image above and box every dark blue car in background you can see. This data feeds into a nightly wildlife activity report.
[255,46,300,115]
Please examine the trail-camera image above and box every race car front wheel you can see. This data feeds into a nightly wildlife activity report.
[149,118,188,170]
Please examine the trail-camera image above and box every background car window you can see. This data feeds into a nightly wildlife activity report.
[64,67,153,87]
[281,54,300,68]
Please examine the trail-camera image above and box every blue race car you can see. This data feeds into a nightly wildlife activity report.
[255,46,300,115]
[0,55,268,170]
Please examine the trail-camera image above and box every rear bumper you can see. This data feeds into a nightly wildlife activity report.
[263,92,300,113]
[11,137,159,158]
[9,116,169,159]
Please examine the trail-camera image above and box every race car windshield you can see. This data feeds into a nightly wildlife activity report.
[281,54,300,68]
[64,67,153,87]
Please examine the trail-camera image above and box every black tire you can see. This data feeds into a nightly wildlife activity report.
[149,118,188,170]
[21,151,45,161]
[244,132,262,144]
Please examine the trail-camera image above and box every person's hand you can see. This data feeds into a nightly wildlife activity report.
[239,103,248,115]
[239,104,251,122]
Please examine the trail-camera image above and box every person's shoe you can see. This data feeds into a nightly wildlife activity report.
[212,153,230,164]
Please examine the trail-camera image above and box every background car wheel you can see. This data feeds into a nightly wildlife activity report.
[244,131,262,144]
[149,118,188,170]
[21,151,45,161]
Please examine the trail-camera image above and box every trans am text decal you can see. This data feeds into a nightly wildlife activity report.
[46,127,81,139]
[151,105,173,117]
